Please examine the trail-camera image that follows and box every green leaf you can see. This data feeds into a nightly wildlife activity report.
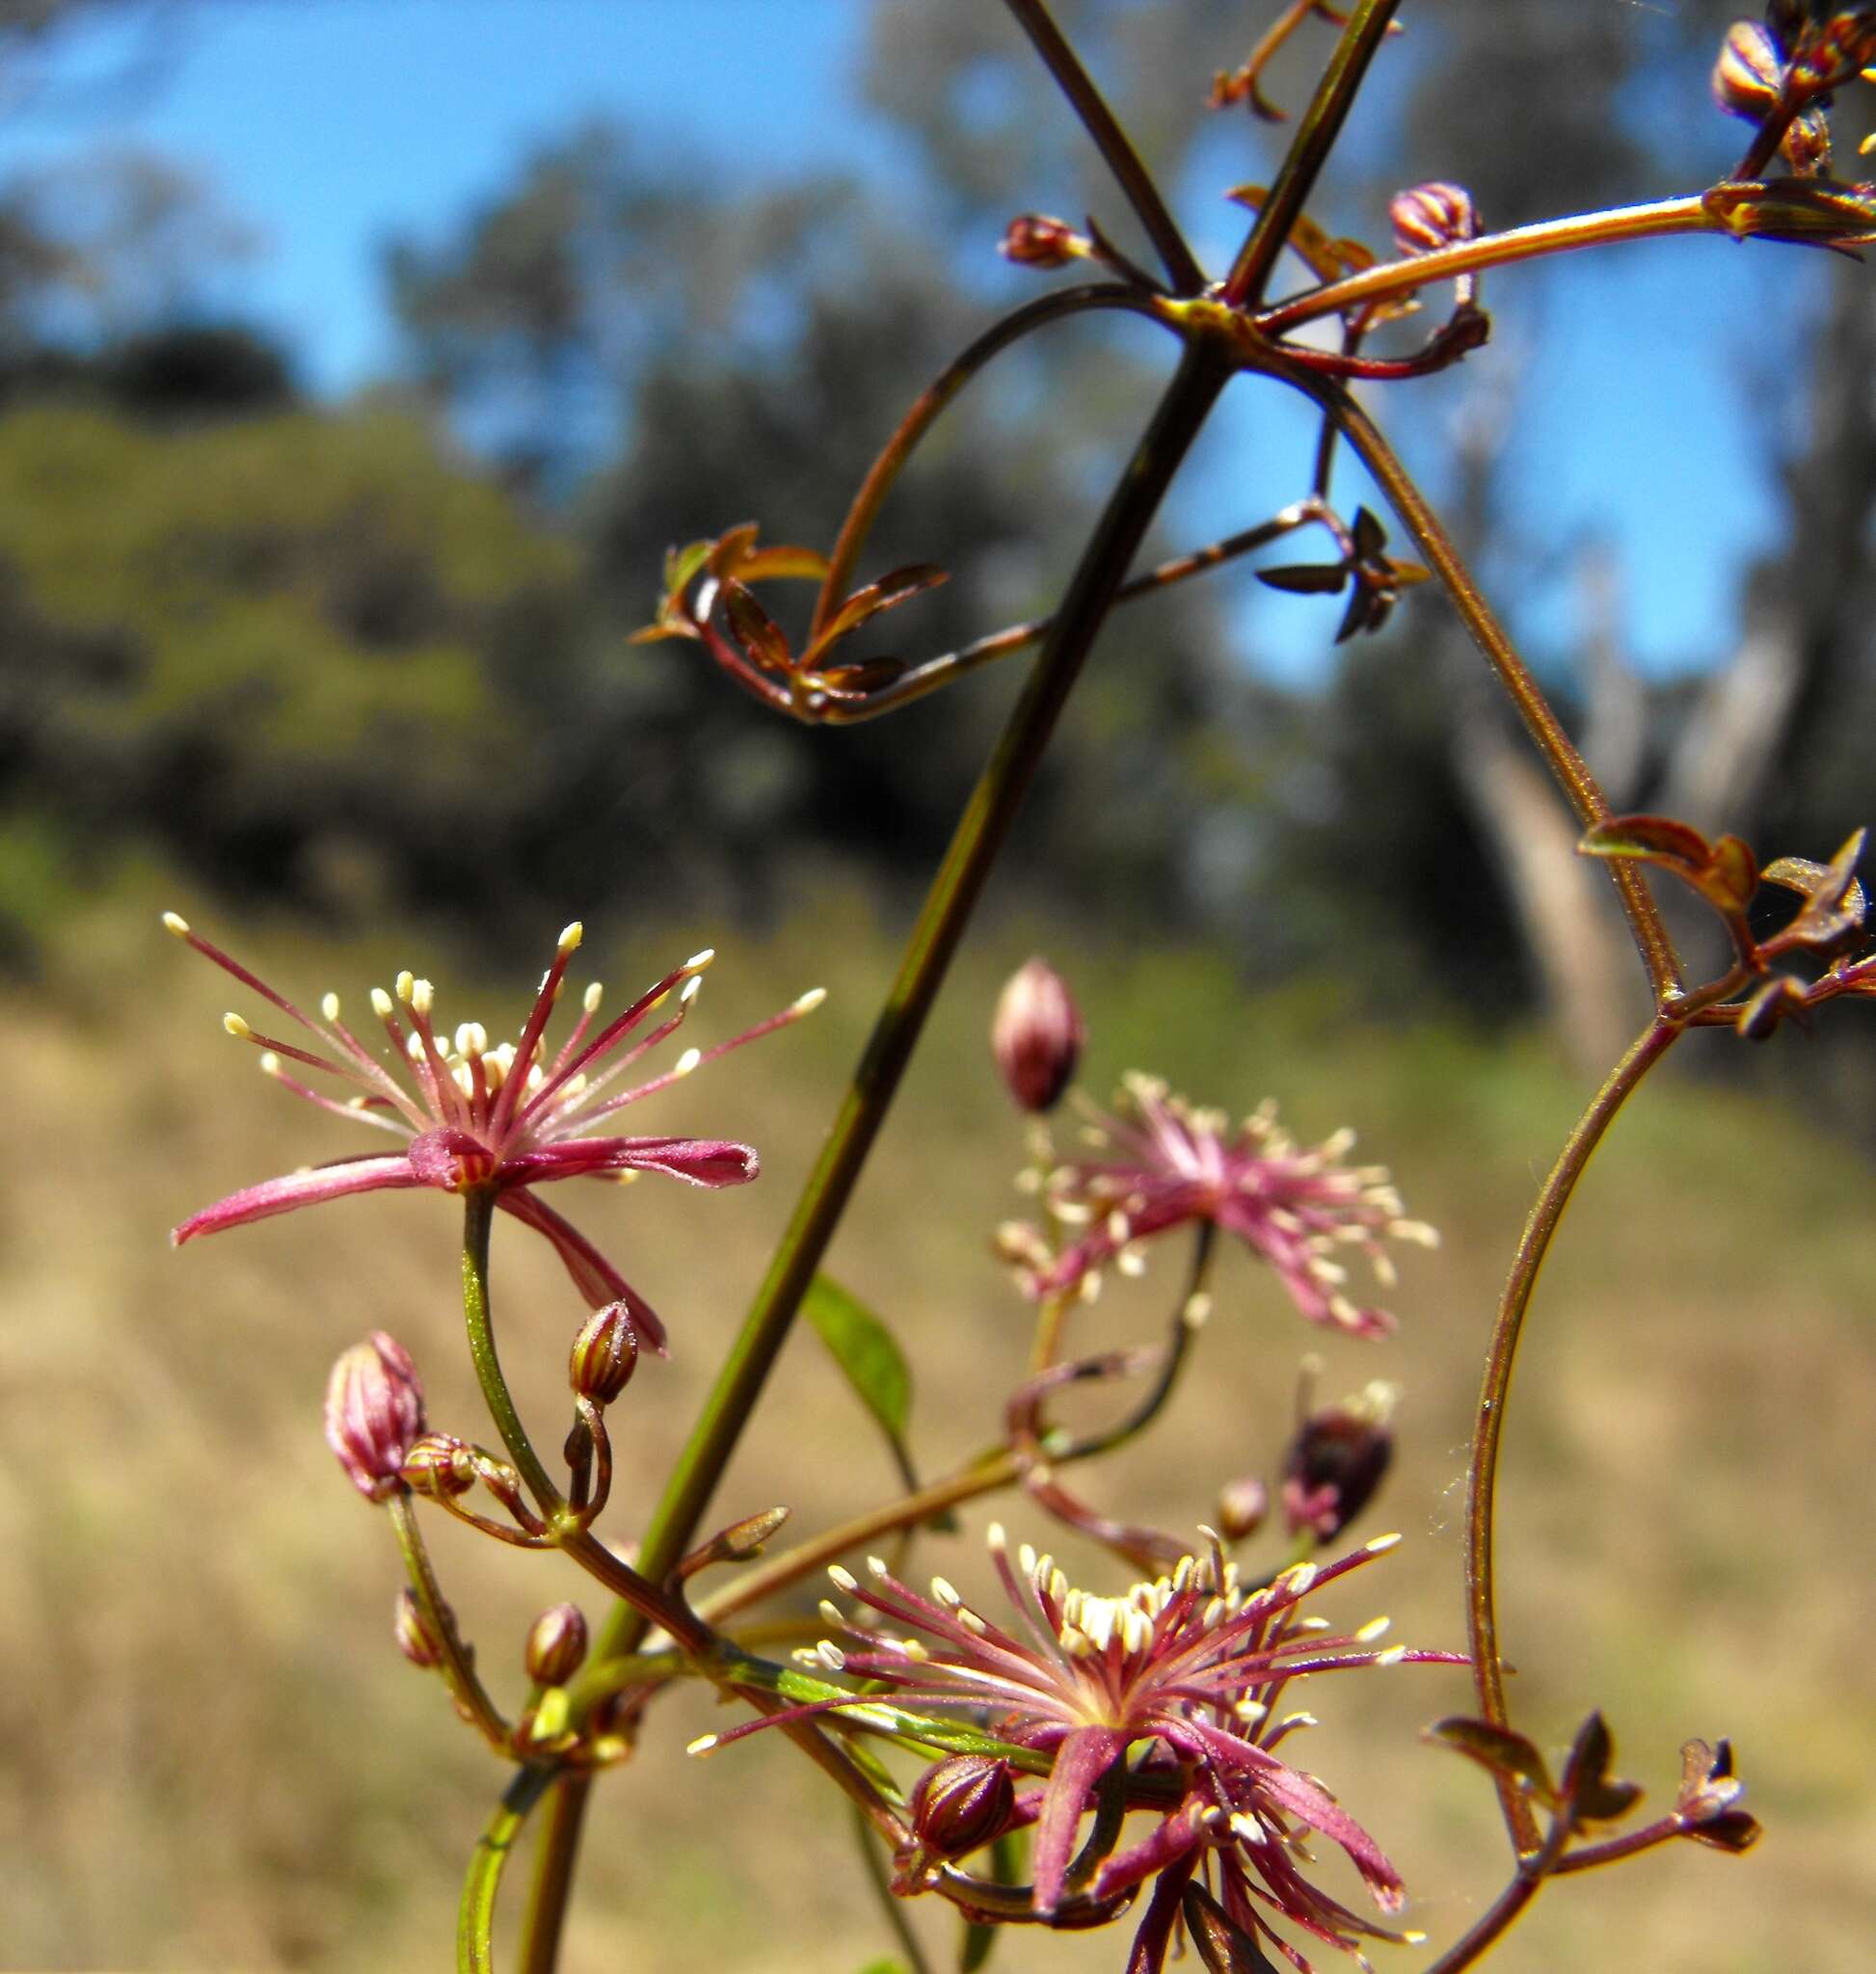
[804,1272,913,1456]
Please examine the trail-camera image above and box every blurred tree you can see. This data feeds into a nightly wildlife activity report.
[0,402,582,947]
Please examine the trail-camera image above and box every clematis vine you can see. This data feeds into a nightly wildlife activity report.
[167,914,820,1350]
[1015,1075,1437,1336]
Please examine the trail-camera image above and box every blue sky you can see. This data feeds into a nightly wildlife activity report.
[0,0,1821,682]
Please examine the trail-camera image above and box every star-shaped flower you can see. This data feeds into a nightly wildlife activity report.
[167,914,819,1350]
[1016,1076,1436,1337]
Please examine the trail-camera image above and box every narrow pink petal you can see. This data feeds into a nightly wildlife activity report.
[1030,1725,1128,1914]
[1121,1856,1199,1974]
[501,1137,759,1187]
[1183,1719,1403,1907]
[496,1188,668,1353]
[172,1156,425,1244]
[1094,1801,1208,1903]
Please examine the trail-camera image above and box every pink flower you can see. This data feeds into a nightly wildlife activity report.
[693,1526,1461,1960]
[1021,1076,1436,1336]
[167,914,820,1351]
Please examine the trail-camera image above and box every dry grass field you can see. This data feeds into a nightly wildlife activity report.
[4,887,1873,1971]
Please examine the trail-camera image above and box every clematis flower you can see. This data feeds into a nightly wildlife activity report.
[167,914,820,1350]
[1017,1075,1436,1336]
[692,1525,1461,1962]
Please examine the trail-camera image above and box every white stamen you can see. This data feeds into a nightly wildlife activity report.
[320,992,340,1023]
[792,986,826,1014]
[827,1565,859,1592]
[683,948,716,974]
[1365,1532,1403,1554]
[411,978,434,1017]
[1376,1644,1408,1666]
[673,1048,701,1077]
[680,976,703,1005]
[395,971,415,1002]
[558,920,583,952]
[685,1734,719,1756]
[583,981,603,1013]
[1354,1616,1391,1643]
[259,1052,282,1077]
[161,910,190,936]
[370,987,393,1018]
[223,1013,252,1039]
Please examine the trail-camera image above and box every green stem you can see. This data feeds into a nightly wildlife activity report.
[388,1489,509,1750]
[813,283,1168,637]
[459,1765,554,1974]
[515,340,1231,1970]
[459,1188,562,1513]
[516,1774,590,1974]
[1001,0,1205,295]
[1221,0,1403,307]
[851,1801,934,1974]
[1319,386,1683,1003]
[1257,196,1717,334]
[1464,1019,1680,1855]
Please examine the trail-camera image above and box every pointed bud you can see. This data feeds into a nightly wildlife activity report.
[1215,1477,1269,1543]
[324,1333,425,1502]
[569,1301,640,1406]
[905,1754,1017,1865]
[991,958,1085,1113]
[524,1603,589,1687]
[1282,1381,1396,1541]
[400,1431,479,1501]
[1712,20,1785,121]
[1389,180,1480,256]
[999,213,1089,267]
[394,1587,445,1669]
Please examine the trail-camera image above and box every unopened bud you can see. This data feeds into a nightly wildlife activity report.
[991,958,1085,1113]
[1215,1477,1270,1544]
[325,1333,425,1502]
[569,1301,640,1406]
[1790,9,1876,93]
[1389,181,1480,256]
[906,1754,1017,1863]
[999,213,1089,268]
[1282,1382,1397,1541]
[394,1587,445,1669]
[524,1603,589,1687]
[400,1431,479,1500]
[1711,20,1785,121]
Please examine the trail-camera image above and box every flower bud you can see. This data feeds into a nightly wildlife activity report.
[400,1431,478,1500]
[394,1587,445,1669]
[991,958,1085,1113]
[999,213,1088,268]
[569,1301,640,1406]
[1281,1381,1396,1541]
[1389,181,1479,257]
[324,1332,425,1501]
[524,1602,589,1687]
[1215,1476,1269,1544]
[1711,20,1784,121]
[907,1753,1017,1863]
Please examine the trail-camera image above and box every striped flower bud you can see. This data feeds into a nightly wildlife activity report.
[1389,181,1479,257]
[524,1603,589,1687]
[907,1754,1017,1864]
[394,1587,445,1669]
[992,958,1085,1113]
[324,1333,425,1502]
[569,1300,640,1406]
[400,1431,478,1500]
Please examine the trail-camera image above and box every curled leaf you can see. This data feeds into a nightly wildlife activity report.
[1428,1717,1558,1807]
